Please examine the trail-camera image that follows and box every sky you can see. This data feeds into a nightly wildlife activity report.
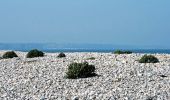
[0,0,170,48]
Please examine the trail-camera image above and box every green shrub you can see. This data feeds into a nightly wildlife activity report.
[114,50,132,54]
[124,51,133,54]
[26,49,44,58]
[66,62,96,79]
[87,57,95,60]
[2,51,18,59]
[139,55,159,63]
[58,52,66,58]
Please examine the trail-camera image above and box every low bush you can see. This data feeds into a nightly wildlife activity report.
[87,57,95,60]
[2,51,18,59]
[139,55,159,63]
[58,52,66,58]
[114,50,132,54]
[26,49,44,58]
[66,62,96,79]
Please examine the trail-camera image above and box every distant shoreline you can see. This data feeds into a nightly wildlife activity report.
[1,49,170,54]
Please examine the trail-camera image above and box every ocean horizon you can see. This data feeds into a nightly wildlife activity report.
[0,43,170,54]
[22,49,170,54]
[1,48,170,54]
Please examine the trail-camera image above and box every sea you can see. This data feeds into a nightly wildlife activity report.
[0,43,170,54]
[14,49,170,54]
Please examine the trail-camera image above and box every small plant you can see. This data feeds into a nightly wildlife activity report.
[2,51,18,59]
[58,52,66,58]
[66,62,96,79]
[146,97,153,100]
[26,49,44,58]
[124,51,133,54]
[146,96,157,100]
[139,55,159,63]
[114,50,132,54]
[87,57,95,60]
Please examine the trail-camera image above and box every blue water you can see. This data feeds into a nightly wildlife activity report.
[1,43,170,54]
[17,49,170,54]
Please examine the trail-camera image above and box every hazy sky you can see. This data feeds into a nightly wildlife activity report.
[0,0,170,48]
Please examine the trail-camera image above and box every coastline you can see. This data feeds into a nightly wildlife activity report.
[0,51,169,99]
[1,49,170,54]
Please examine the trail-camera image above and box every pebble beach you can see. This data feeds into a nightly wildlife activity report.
[0,51,170,100]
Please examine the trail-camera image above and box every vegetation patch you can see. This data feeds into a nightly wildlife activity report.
[87,57,95,60]
[58,52,66,58]
[66,62,96,79]
[26,49,44,58]
[2,51,18,59]
[139,55,159,63]
[24,60,37,64]
[114,50,132,54]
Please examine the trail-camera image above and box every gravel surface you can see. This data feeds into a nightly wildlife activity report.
[0,51,170,100]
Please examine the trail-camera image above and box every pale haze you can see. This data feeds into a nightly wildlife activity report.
[0,0,170,48]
